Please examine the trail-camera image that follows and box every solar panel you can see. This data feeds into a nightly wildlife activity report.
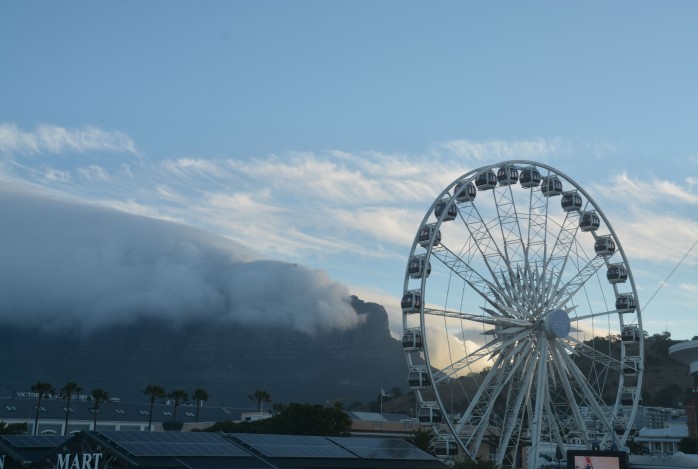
[232,434,356,459]
[328,436,435,460]
[96,431,248,457]
[2,435,69,448]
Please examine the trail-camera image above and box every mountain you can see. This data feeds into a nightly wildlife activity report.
[0,296,408,410]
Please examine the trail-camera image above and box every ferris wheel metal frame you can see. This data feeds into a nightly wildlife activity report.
[401,160,644,469]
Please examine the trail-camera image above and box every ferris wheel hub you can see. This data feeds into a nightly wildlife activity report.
[544,309,571,338]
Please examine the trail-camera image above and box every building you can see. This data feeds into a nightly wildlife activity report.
[0,431,450,469]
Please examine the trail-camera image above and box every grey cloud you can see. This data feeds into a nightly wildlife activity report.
[0,182,360,335]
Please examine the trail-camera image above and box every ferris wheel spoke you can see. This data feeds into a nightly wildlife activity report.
[494,345,538,465]
[457,200,519,299]
[565,336,623,372]
[456,338,533,449]
[430,242,523,316]
[540,210,582,308]
[434,328,532,385]
[546,254,607,310]
[549,343,592,442]
[571,308,620,322]
[557,344,616,439]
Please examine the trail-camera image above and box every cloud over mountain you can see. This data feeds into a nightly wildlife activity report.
[0,182,360,335]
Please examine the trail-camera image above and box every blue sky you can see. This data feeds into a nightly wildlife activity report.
[1,2,697,341]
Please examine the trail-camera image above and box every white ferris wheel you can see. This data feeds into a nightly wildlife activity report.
[401,161,644,469]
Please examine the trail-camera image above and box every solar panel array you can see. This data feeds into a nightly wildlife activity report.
[2,435,69,448]
[97,431,249,458]
[329,436,435,460]
[231,433,357,459]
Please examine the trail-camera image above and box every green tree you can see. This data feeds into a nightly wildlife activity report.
[407,428,434,453]
[264,402,352,436]
[31,381,55,435]
[248,389,271,412]
[60,381,82,436]
[204,402,353,436]
[0,421,28,435]
[90,389,109,429]
[679,437,698,454]
[192,388,209,423]
[143,384,166,430]
[169,389,188,421]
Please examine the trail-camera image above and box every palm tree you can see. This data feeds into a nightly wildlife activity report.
[192,388,209,423]
[31,381,54,435]
[168,389,188,421]
[60,381,82,436]
[142,384,166,430]
[90,389,109,430]
[248,389,271,413]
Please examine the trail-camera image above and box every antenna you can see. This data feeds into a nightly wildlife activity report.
[643,237,698,312]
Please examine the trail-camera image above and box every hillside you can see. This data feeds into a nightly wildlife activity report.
[0,296,408,409]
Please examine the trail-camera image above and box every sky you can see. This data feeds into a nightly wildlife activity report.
[1,1,697,341]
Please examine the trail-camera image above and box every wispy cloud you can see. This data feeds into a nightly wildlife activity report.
[0,123,139,156]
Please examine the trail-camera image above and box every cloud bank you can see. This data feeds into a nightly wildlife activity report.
[0,182,359,335]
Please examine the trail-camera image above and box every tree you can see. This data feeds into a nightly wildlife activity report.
[90,389,109,430]
[31,381,54,435]
[192,388,209,423]
[0,421,28,435]
[169,389,188,421]
[60,381,82,436]
[143,384,166,430]
[248,389,271,412]
[408,428,434,453]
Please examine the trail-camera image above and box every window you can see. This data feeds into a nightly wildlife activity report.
[114,409,126,414]
[163,411,173,416]
[62,407,74,413]
[185,412,195,417]
[5,406,17,411]
[139,410,149,415]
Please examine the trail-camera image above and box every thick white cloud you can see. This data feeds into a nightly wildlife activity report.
[0,182,360,335]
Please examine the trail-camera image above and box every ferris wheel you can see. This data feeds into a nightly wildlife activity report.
[401,161,644,469]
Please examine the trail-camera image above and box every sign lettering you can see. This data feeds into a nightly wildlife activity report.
[56,453,102,469]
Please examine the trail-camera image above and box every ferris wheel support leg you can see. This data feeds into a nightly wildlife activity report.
[527,337,549,469]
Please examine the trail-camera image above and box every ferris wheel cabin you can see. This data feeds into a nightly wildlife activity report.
[622,357,642,376]
[434,438,458,459]
[418,405,443,424]
[418,224,441,248]
[594,235,616,256]
[616,293,637,312]
[408,368,431,390]
[402,329,423,351]
[434,199,458,221]
[401,290,422,313]
[408,255,431,279]
[454,181,477,202]
[541,175,563,197]
[497,165,519,185]
[621,325,640,343]
[475,169,497,190]
[519,166,541,188]
[607,264,628,284]
[580,211,600,232]
[561,191,583,212]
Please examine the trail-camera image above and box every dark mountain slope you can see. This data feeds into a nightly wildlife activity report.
[0,296,408,409]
